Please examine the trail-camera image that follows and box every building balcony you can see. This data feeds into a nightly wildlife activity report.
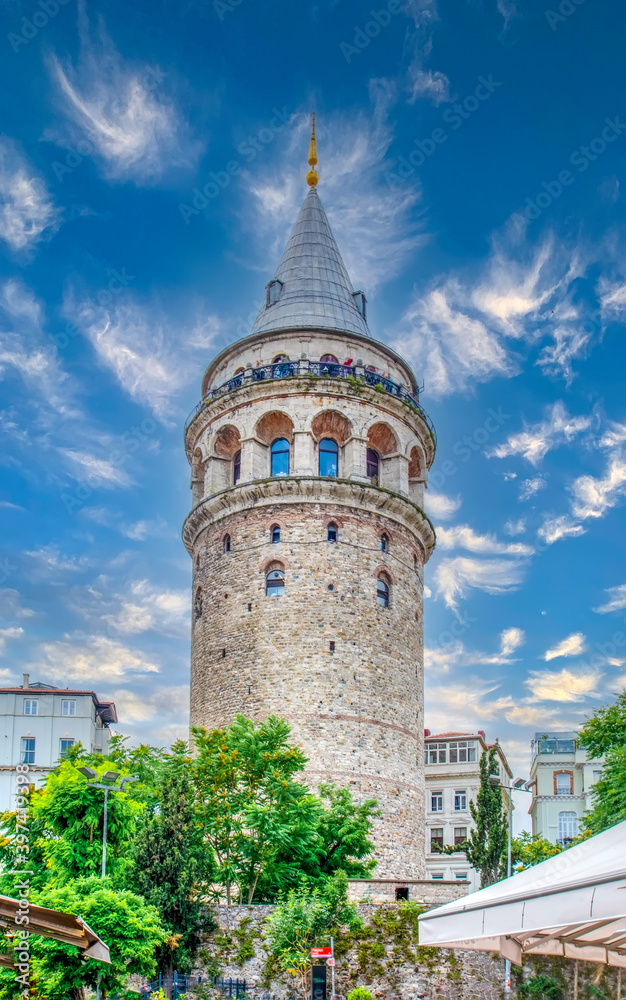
[185,359,436,444]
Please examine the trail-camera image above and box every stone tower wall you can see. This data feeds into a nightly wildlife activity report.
[184,329,435,878]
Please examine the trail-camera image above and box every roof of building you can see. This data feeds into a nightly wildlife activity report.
[0,683,118,724]
[425,731,479,739]
[249,186,371,339]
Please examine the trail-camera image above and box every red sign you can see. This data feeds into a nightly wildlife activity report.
[327,958,335,967]
[311,948,332,958]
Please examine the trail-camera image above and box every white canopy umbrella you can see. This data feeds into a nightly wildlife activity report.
[418,820,626,967]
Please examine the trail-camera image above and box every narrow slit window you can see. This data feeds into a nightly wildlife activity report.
[366,448,380,482]
[224,534,231,554]
[381,533,389,552]
[376,577,390,608]
[271,525,281,543]
[327,523,337,542]
[233,450,241,485]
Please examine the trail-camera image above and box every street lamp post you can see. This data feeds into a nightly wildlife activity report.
[489,773,533,994]
[77,768,139,877]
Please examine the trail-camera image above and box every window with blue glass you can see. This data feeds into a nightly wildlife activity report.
[271,525,280,543]
[367,448,380,482]
[21,737,35,765]
[271,438,290,476]
[327,523,337,542]
[376,576,390,608]
[319,438,339,477]
[266,569,285,597]
[233,450,241,485]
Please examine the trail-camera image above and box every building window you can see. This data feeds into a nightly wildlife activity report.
[381,533,388,552]
[327,523,337,542]
[425,742,447,765]
[266,569,285,597]
[557,811,579,844]
[455,872,468,880]
[454,790,467,811]
[431,872,444,880]
[592,769,603,783]
[431,791,443,812]
[430,828,444,850]
[21,738,35,765]
[454,827,468,846]
[194,588,203,620]
[449,740,476,763]
[366,448,379,482]
[23,700,38,716]
[271,525,281,543]
[62,700,76,717]
[266,279,283,306]
[319,438,339,477]
[233,450,241,485]
[320,353,339,363]
[555,772,573,795]
[59,738,75,758]
[224,534,231,553]
[271,438,290,477]
[395,887,409,901]
[353,291,367,318]
[376,576,390,609]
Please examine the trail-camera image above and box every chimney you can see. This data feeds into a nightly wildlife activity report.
[478,729,486,741]
[22,673,29,689]
[424,728,431,737]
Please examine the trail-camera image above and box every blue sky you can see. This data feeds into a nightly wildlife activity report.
[1,0,626,788]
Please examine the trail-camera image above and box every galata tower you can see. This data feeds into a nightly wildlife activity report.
[183,118,436,878]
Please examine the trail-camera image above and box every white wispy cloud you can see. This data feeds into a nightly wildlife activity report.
[48,15,201,184]
[425,627,525,672]
[537,514,586,545]
[570,456,626,520]
[504,517,526,536]
[59,450,134,489]
[104,684,188,723]
[543,632,586,661]
[435,524,533,556]
[424,491,461,521]
[0,626,23,651]
[408,68,451,105]
[519,477,547,501]
[25,546,91,581]
[433,556,527,609]
[246,86,425,293]
[0,589,34,620]
[63,290,223,420]
[29,634,159,683]
[525,666,601,702]
[101,579,188,637]
[0,138,59,251]
[593,584,626,614]
[487,401,592,466]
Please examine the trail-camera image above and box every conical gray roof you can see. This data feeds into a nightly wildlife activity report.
[250,187,370,338]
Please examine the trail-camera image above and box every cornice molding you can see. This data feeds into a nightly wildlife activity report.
[182,475,436,558]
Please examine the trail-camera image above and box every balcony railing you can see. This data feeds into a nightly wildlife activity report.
[185,359,436,444]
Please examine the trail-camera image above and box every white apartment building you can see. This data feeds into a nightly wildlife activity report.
[424,729,512,891]
[529,731,604,845]
[0,674,117,811]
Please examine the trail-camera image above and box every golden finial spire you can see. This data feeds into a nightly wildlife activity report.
[306,113,319,188]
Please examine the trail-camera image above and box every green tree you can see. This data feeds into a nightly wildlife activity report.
[466,744,508,887]
[510,831,562,872]
[579,689,626,834]
[133,742,213,975]
[265,871,362,997]
[193,715,320,904]
[11,877,166,1000]
[518,973,563,1000]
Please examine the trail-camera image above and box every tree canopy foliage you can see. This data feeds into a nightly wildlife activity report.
[465,744,508,887]
[580,689,626,834]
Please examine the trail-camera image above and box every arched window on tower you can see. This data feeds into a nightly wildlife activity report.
[271,525,281,543]
[320,353,339,363]
[271,438,290,477]
[194,587,203,620]
[376,575,390,609]
[233,450,241,485]
[266,569,285,597]
[381,533,389,552]
[366,448,380,483]
[319,438,339,477]
[327,523,337,543]
[224,534,231,554]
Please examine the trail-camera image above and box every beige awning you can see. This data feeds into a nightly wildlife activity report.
[418,820,626,968]
[0,894,110,963]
